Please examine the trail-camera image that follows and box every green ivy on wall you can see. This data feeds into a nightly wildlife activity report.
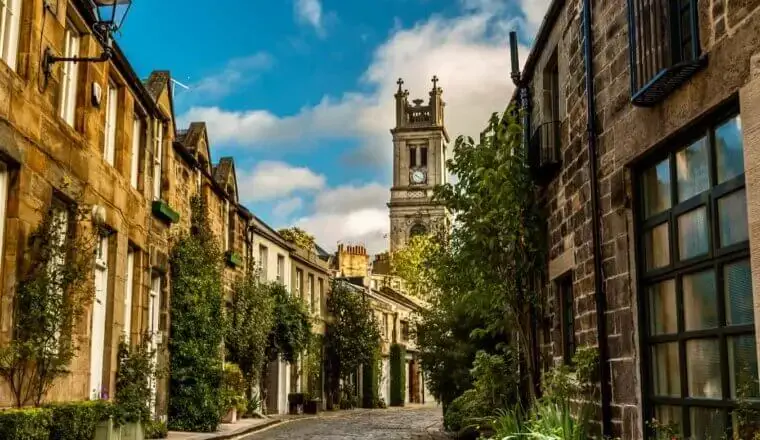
[390,344,406,407]
[361,346,381,409]
[168,195,225,432]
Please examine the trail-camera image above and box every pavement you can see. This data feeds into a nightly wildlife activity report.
[166,404,447,440]
[242,404,447,440]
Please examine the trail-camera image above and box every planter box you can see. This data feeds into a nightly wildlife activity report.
[225,251,243,268]
[95,418,122,440]
[287,393,305,415]
[222,407,237,424]
[151,200,180,224]
[304,399,320,415]
[122,422,144,440]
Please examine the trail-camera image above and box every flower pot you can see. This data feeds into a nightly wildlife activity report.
[94,418,122,440]
[288,393,305,415]
[304,399,320,415]
[122,422,144,440]
[222,407,238,424]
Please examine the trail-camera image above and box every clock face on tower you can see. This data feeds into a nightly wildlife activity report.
[411,170,426,184]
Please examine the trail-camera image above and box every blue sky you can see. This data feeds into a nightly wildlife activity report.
[118,0,549,253]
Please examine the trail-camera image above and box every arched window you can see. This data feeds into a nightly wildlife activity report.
[409,223,427,238]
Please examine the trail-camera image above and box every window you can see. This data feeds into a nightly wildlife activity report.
[0,0,21,70]
[296,269,303,297]
[628,0,702,106]
[531,49,561,175]
[123,249,135,343]
[638,113,756,438]
[60,22,80,126]
[382,313,389,339]
[308,274,315,313]
[130,118,142,189]
[152,119,163,200]
[223,200,230,251]
[317,278,324,315]
[259,245,268,278]
[103,82,118,166]
[558,275,575,364]
[420,147,428,167]
[409,223,427,238]
[400,320,409,342]
[0,163,8,276]
[409,146,417,168]
[227,203,235,252]
[276,254,285,283]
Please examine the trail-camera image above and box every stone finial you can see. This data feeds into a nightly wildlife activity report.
[397,78,404,92]
[431,75,439,90]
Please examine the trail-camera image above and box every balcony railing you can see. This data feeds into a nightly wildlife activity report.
[529,121,562,182]
[628,0,705,106]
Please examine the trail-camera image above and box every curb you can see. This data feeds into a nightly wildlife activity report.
[168,419,283,440]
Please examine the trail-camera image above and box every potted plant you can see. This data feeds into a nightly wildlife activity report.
[303,393,321,415]
[288,393,305,415]
[222,364,246,424]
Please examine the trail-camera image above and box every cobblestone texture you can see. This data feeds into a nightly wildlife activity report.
[244,406,447,440]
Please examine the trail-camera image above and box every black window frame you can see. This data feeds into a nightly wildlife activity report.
[634,105,758,439]
[558,274,575,365]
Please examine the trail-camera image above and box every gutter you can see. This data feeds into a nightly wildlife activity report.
[582,0,613,436]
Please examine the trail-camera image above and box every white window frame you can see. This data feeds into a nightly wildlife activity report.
[0,0,21,71]
[59,22,80,126]
[308,274,314,313]
[276,254,284,283]
[223,200,230,251]
[123,249,134,343]
[317,278,323,316]
[296,269,303,297]
[152,119,163,201]
[103,82,118,166]
[130,118,141,189]
[259,245,268,278]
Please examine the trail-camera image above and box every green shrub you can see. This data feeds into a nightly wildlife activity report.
[389,344,406,407]
[144,420,168,439]
[0,408,51,440]
[169,195,225,432]
[46,401,116,440]
[221,363,246,411]
[115,337,155,423]
[338,382,358,410]
[361,347,380,409]
[443,389,488,439]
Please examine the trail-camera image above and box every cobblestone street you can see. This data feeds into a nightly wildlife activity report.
[244,406,447,440]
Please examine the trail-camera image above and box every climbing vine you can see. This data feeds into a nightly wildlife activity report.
[168,195,225,432]
[277,227,315,251]
[0,194,97,407]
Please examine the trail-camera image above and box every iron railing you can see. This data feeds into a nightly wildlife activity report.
[628,0,704,106]
[529,121,562,181]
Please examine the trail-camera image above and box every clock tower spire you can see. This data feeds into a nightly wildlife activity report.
[388,76,449,252]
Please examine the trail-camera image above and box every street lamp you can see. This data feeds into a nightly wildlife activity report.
[42,0,133,78]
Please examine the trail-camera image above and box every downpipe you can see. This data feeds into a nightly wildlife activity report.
[582,0,613,436]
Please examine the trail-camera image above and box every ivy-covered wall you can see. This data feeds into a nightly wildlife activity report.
[389,344,406,407]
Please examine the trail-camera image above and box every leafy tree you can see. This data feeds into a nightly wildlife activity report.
[277,227,315,251]
[324,280,380,407]
[390,235,439,299]
[0,198,97,407]
[225,269,275,404]
[168,195,225,432]
[266,283,312,364]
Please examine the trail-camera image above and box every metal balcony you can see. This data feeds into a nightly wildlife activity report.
[628,0,706,106]
[529,121,562,183]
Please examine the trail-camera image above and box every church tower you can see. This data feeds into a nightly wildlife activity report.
[388,76,449,252]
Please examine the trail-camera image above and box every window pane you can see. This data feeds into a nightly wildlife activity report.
[716,116,744,184]
[690,407,725,440]
[678,207,709,260]
[649,279,677,335]
[683,270,718,331]
[719,189,748,247]
[725,260,754,326]
[643,159,672,218]
[676,137,710,202]
[686,338,722,398]
[653,406,682,436]
[646,223,671,270]
[652,343,680,397]
[729,335,759,399]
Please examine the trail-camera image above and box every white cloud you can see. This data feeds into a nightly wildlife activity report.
[273,197,304,218]
[175,53,273,107]
[312,182,388,215]
[295,0,326,36]
[296,208,389,255]
[179,3,536,166]
[520,0,552,31]
[237,161,326,203]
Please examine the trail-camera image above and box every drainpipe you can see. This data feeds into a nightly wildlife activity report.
[509,32,540,400]
[582,0,613,436]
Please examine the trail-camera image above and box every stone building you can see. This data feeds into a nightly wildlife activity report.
[518,0,760,438]
[388,78,449,252]
[0,0,178,415]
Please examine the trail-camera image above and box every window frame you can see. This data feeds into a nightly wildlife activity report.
[152,119,163,201]
[634,107,757,438]
[130,116,144,189]
[0,0,21,71]
[259,245,268,278]
[409,146,417,168]
[558,274,575,365]
[103,81,118,166]
[59,20,81,126]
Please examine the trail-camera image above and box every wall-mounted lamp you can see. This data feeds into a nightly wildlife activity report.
[42,0,132,79]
